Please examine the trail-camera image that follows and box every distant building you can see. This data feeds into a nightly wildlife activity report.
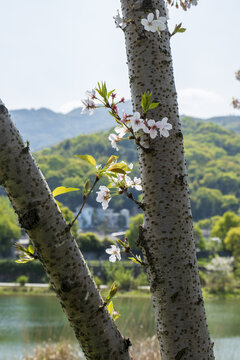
[76,205,130,231]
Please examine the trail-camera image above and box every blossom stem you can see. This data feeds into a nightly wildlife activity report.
[123,188,145,210]
[69,176,100,228]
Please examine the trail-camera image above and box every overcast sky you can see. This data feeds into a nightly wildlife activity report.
[0,0,239,118]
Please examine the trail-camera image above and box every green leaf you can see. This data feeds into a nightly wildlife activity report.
[117,239,126,248]
[107,89,115,98]
[75,155,97,167]
[128,257,140,264]
[15,257,35,264]
[52,186,80,198]
[141,91,152,113]
[28,245,34,255]
[105,155,118,168]
[112,312,120,321]
[104,282,119,305]
[108,168,126,175]
[108,163,132,174]
[107,300,113,315]
[83,180,90,196]
[172,23,186,36]
[148,102,159,110]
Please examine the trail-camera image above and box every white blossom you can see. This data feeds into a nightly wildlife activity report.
[108,133,121,151]
[124,175,133,187]
[121,161,133,173]
[141,12,167,34]
[158,117,172,137]
[115,125,128,138]
[131,177,142,191]
[141,13,158,33]
[105,245,121,262]
[81,98,95,115]
[85,89,96,99]
[113,9,127,29]
[147,119,161,139]
[206,256,234,274]
[130,112,144,132]
[96,186,111,210]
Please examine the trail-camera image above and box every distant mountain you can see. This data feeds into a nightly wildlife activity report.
[10,104,240,151]
[10,103,131,151]
[205,116,240,134]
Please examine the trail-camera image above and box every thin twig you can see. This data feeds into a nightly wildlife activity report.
[69,176,99,228]
[124,188,145,210]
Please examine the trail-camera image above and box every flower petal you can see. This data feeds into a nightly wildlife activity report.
[109,254,116,262]
[147,13,154,22]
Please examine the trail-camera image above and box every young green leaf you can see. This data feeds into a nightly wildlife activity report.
[52,186,80,198]
[148,102,159,110]
[107,300,114,315]
[75,155,97,167]
[105,155,118,168]
[104,282,119,305]
[108,163,132,173]
[112,312,120,321]
[107,89,115,98]
[128,257,140,264]
[28,245,34,255]
[83,180,90,196]
[15,256,35,264]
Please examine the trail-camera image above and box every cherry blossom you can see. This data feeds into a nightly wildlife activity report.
[121,161,133,173]
[130,112,144,132]
[96,186,111,210]
[232,98,240,109]
[115,125,128,138]
[141,13,158,32]
[81,98,95,115]
[158,117,172,137]
[141,12,167,34]
[120,112,129,124]
[131,177,142,191]
[108,133,121,151]
[113,10,127,29]
[85,89,96,99]
[147,119,161,139]
[105,245,121,262]
[155,10,167,33]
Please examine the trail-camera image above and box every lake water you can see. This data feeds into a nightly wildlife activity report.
[0,295,240,359]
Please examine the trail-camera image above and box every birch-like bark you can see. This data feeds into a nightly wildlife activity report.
[0,104,131,360]
[120,1,215,359]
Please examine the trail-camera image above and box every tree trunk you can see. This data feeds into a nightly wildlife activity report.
[120,1,215,359]
[0,104,131,360]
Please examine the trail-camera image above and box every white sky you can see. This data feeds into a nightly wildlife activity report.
[0,0,239,118]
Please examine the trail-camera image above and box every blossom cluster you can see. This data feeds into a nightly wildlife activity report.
[108,111,172,151]
[167,0,198,10]
[96,161,142,210]
[141,10,167,35]
[232,98,240,110]
[206,256,234,274]
[81,89,96,115]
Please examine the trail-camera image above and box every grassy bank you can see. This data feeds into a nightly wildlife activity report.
[1,284,240,299]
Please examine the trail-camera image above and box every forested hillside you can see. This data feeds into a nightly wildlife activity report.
[10,104,240,150]
[35,117,240,221]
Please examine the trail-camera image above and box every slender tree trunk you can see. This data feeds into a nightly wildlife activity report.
[120,1,215,359]
[0,104,131,360]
